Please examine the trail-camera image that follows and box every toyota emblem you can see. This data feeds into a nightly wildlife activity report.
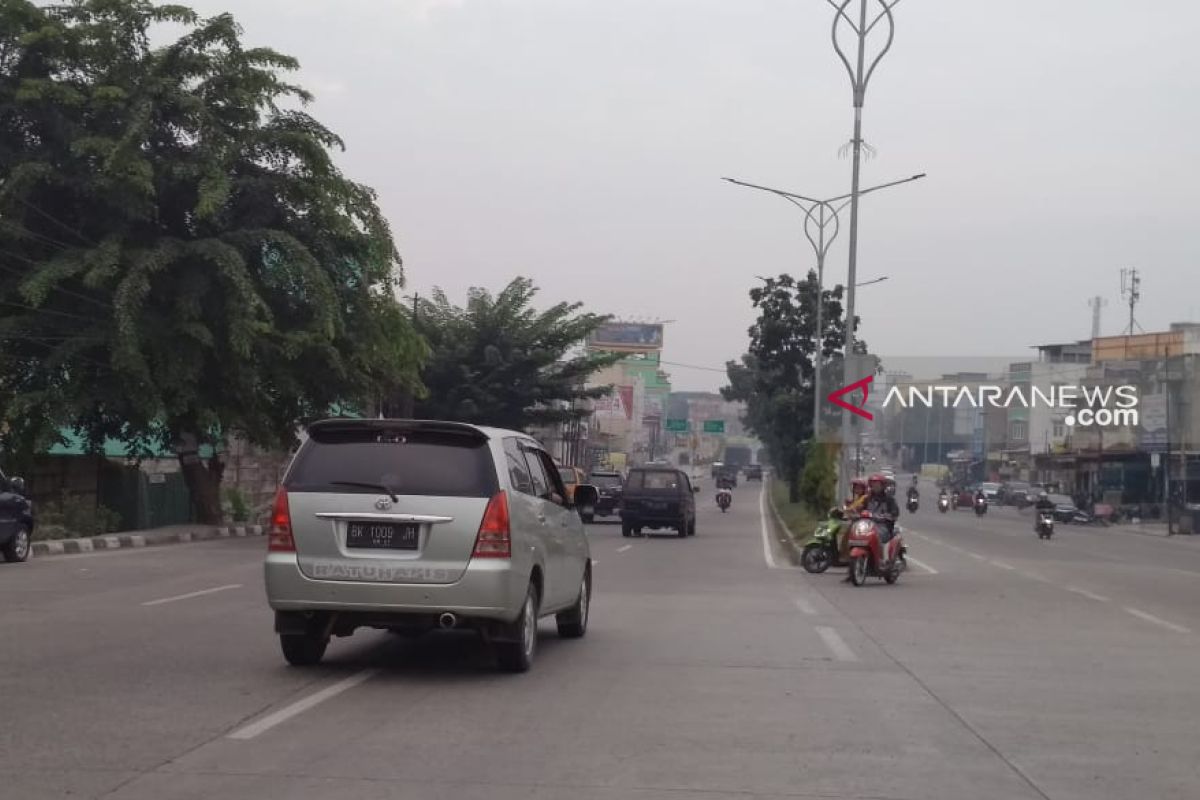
[375,497,393,511]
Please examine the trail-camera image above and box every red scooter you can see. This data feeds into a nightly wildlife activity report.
[845,512,907,586]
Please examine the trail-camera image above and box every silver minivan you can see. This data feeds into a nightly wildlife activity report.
[264,419,595,672]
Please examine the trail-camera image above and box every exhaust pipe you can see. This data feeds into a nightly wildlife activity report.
[438,612,458,630]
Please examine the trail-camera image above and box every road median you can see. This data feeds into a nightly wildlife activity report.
[31,524,265,557]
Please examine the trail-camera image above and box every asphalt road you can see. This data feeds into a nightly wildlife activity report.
[2,480,1198,800]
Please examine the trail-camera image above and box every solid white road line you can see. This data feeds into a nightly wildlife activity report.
[816,626,858,662]
[616,545,633,554]
[907,556,939,575]
[793,597,817,616]
[228,669,381,740]
[141,584,242,607]
[759,484,782,569]
[1066,586,1111,603]
[1124,607,1191,634]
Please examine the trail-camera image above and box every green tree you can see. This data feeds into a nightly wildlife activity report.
[798,440,838,513]
[412,277,622,430]
[722,270,863,502]
[0,0,424,522]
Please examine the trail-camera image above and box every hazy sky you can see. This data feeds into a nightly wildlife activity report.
[184,0,1200,390]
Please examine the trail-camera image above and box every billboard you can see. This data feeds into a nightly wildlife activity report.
[594,386,634,420]
[588,322,664,352]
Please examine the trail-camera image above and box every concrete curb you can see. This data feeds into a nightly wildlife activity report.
[32,524,264,557]
[765,480,804,566]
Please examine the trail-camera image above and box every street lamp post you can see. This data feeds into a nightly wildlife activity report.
[723,174,922,450]
[827,0,902,496]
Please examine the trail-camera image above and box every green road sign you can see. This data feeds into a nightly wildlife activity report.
[665,419,689,432]
[703,420,725,434]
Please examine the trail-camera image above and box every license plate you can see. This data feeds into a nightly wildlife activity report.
[346,522,419,550]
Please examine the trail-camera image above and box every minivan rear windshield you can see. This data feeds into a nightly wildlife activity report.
[590,474,623,489]
[286,429,498,497]
[626,470,683,491]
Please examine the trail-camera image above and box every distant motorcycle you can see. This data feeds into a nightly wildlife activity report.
[937,495,949,514]
[974,496,988,516]
[906,495,919,514]
[846,512,906,587]
[1036,512,1054,539]
[716,489,732,513]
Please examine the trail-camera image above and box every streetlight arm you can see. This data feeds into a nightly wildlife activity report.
[722,177,824,205]
[725,173,925,205]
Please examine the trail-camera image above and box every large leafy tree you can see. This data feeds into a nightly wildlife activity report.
[412,277,623,430]
[722,271,864,502]
[0,0,424,521]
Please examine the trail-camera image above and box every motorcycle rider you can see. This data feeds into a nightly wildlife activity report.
[715,485,733,510]
[864,472,901,552]
[1033,490,1055,531]
[839,478,869,561]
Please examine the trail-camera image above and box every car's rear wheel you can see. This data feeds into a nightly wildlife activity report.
[279,632,328,666]
[496,583,539,673]
[2,525,31,563]
[688,518,696,536]
[556,568,590,638]
[621,522,633,537]
[677,517,688,537]
[581,513,594,524]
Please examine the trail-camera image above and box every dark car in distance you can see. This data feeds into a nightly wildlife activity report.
[620,467,698,538]
[0,468,34,563]
[744,464,763,481]
[588,470,625,522]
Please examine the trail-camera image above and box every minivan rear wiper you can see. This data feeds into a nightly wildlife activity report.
[329,481,400,502]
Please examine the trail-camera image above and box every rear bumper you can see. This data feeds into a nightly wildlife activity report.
[621,513,684,528]
[264,554,527,622]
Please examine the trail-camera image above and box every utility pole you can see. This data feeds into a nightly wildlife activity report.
[827,0,903,498]
[399,293,419,418]
[1120,268,1141,337]
[1089,295,1107,339]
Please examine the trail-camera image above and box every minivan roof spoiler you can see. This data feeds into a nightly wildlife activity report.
[306,418,489,441]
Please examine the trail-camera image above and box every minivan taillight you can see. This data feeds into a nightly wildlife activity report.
[473,491,511,558]
[267,488,295,552]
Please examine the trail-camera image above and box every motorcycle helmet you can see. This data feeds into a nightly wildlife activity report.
[868,473,888,494]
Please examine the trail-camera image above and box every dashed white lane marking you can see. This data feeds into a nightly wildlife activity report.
[793,597,817,616]
[816,626,858,662]
[1124,607,1191,634]
[1066,586,1110,603]
[759,485,782,569]
[991,560,1016,571]
[141,584,242,607]
[228,669,380,740]
[616,545,633,554]
[907,557,939,575]
[969,553,987,562]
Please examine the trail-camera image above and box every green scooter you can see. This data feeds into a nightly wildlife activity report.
[800,507,848,574]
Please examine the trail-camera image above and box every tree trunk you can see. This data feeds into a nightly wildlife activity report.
[176,433,224,524]
[788,472,801,504]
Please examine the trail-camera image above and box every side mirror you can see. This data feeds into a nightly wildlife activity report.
[573,484,599,508]
[9,476,26,496]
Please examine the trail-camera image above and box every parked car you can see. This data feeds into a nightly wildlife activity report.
[1001,481,1031,507]
[264,418,597,673]
[620,467,698,538]
[0,468,34,563]
[1046,493,1080,523]
[744,464,764,481]
[587,470,624,522]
